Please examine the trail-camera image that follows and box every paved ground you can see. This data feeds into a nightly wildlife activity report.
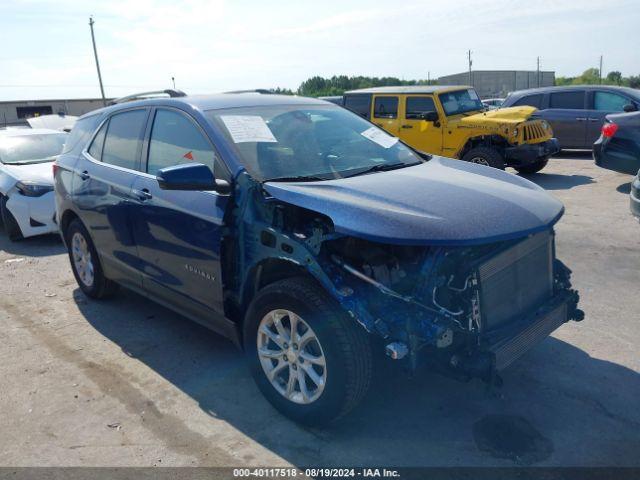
[0,152,638,467]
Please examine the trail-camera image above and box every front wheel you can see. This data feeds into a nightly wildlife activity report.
[0,196,24,242]
[244,277,373,426]
[65,218,118,299]
[462,147,506,170]
[514,157,549,174]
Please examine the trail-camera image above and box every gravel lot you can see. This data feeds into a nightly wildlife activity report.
[0,152,638,468]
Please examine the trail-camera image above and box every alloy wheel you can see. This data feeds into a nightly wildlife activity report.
[257,309,327,404]
[71,232,94,287]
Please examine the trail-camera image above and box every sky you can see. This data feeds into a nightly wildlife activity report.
[0,0,639,100]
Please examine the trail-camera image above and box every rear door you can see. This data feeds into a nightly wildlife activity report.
[371,95,400,137]
[73,108,149,288]
[541,90,587,148]
[129,107,230,320]
[586,90,633,145]
[401,95,442,153]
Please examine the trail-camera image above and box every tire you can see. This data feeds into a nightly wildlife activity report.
[462,147,506,169]
[244,277,373,426]
[514,157,549,174]
[0,196,24,242]
[65,218,118,299]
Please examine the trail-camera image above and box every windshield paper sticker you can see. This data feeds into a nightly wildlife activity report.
[221,115,277,143]
[361,127,399,148]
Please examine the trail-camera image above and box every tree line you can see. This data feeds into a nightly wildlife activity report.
[267,69,639,97]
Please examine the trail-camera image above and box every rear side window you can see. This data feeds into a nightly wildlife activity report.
[147,109,214,176]
[88,122,107,160]
[511,94,543,109]
[344,95,371,119]
[373,97,398,119]
[101,109,147,170]
[549,91,585,109]
[594,91,629,111]
[405,96,436,119]
[62,114,102,154]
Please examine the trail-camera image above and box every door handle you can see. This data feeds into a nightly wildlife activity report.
[79,170,90,181]
[575,117,587,121]
[133,188,153,201]
[401,125,413,129]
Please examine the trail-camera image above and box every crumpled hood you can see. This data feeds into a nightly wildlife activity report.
[459,106,536,126]
[1,161,54,186]
[263,157,564,246]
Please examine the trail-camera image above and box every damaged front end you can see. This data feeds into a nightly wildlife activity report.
[323,232,583,383]
[230,171,583,386]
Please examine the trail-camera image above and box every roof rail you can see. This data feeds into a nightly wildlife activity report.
[110,89,187,105]
[224,89,273,94]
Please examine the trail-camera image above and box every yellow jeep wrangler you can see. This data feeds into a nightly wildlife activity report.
[341,85,559,173]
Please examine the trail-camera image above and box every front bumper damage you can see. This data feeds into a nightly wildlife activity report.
[505,138,560,165]
[326,233,583,385]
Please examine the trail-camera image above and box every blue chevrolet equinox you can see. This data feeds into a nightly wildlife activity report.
[54,90,583,425]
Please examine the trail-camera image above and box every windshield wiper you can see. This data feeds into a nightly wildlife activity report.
[342,161,421,178]
[266,174,329,183]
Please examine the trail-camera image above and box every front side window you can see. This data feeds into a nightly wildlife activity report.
[207,105,421,182]
[549,91,585,109]
[147,109,214,176]
[594,91,629,112]
[0,133,67,165]
[101,109,147,170]
[439,89,484,116]
[405,96,436,119]
[344,95,371,118]
[373,97,398,119]
[512,94,543,109]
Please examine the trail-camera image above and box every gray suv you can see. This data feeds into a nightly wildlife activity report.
[502,85,640,149]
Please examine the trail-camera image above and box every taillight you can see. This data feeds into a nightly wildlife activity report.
[52,164,59,177]
[601,122,618,138]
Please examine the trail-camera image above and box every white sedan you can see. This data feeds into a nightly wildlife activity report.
[0,128,68,240]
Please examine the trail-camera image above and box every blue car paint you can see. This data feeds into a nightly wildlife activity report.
[55,93,579,362]
[264,157,565,246]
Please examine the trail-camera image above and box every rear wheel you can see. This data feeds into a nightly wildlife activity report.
[462,147,506,170]
[514,157,549,174]
[65,218,118,299]
[244,277,373,426]
[0,196,24,242]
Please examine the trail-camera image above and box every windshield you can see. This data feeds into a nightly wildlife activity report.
[440,89,484,116]
[0,133,67,164]
[206,105,422,181]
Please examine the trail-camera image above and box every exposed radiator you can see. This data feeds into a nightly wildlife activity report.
[478,232,554,331]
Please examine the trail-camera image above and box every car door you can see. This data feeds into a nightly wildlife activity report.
[371,95,400,137]
[72,108,149,288]
[586,90,633,145]
[401,95,442,153]
[129,107,230,319]
[541,90,587,148]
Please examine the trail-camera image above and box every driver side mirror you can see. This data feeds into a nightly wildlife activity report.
[419,111,440,122]
[156,163,231,194]
[623,104,637,113]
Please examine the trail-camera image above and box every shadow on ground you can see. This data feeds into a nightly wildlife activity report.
[74,289,640,467]
[518,172,595,190]
[617,182,632,195]
[0,231,64,257]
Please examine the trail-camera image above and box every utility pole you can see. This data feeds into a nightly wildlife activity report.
[467,50,473,86]
[599,55,603,84]
[89,16,106,107]
[427,71,430,85]
[536,56,540,87]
